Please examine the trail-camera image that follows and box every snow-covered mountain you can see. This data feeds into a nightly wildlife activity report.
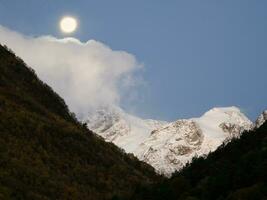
[135,107,252,176]
[86,106,167,152]
[85,106,253,176]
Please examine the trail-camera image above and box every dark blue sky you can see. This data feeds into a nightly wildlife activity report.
[0,0,266,120]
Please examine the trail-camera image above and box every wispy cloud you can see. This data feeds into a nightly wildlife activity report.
[0,25,142,118]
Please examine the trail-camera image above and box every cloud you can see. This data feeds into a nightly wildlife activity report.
[0,26,142,118]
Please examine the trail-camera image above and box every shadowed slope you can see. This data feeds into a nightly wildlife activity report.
[0,45,160,200]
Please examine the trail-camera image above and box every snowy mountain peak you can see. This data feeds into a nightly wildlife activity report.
[201,106,251,127]
[196,106,252,139]
[135,106,252,176]
[86,106,253,176]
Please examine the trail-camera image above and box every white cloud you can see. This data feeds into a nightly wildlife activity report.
[0,25,142,118]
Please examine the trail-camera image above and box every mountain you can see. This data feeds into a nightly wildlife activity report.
[0,44,160,200]
[86,106,253,176]
[132,120,267,200]
[86,106,167,153]
[255,110,267,129]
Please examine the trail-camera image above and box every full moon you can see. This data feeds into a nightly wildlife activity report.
[60,17,77,33]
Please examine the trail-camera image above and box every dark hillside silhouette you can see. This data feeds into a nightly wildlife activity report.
[0,44,160,200]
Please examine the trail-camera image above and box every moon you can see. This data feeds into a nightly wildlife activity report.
[60,17,77,33]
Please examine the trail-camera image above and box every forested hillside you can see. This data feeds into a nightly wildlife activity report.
[0,44,160,200]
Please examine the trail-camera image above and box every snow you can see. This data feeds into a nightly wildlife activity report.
[85,106,167,152]
[85,106,253,176]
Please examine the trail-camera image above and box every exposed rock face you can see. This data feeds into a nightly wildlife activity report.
[135,120,204,175]
[255,110,267,129]
[86,106,253,176]
[219,122,246,138]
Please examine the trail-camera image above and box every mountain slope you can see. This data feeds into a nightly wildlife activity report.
[86,106,167,153]
[87,106,252,176]
[0,45,160,200]
[132,120,267,200]
[255,110,267,129]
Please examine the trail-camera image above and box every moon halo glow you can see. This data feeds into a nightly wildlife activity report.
[60,16,77,33]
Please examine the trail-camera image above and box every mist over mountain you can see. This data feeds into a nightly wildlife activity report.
[0,25,142,119]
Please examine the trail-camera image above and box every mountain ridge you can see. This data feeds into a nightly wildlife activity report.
[87,106,253,176]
